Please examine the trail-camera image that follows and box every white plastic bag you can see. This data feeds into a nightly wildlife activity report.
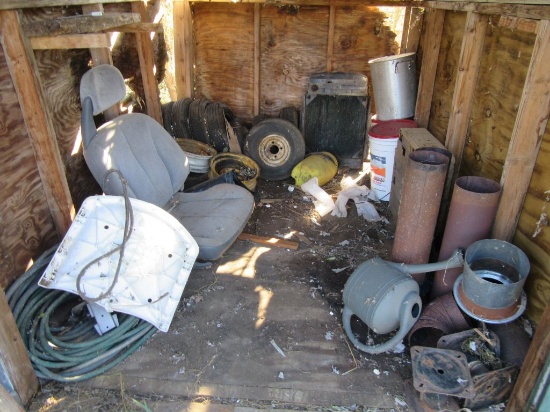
[331,176,381,221]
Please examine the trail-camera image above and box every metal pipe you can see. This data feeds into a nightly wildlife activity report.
[431,176,500,300]
[407,292,471,347]
[391,150,449,284]
[385,248,464,275]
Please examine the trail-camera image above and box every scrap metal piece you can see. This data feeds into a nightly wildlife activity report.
[411,346,475,398]
[463,365,519,409]
[419,392,460,412]
[437,328,500,359]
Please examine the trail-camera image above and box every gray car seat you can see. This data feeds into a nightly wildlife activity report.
[80,64,254,260]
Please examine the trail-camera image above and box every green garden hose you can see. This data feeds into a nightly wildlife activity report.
[7,245,157,383]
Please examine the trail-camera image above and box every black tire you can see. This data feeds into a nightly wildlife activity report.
[189,98,211,144]
[278,106,300,129]
[161,101,175,136]
[206,102,230,153]
[244,118,305,181]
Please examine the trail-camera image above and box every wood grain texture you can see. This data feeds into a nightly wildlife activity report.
[0,43,58,289]
[415,7,445,128]
[260,5,328,116]
[445,12,488,182]
[174,0,194,99]
[0,9,73,238]
[193,2,255,117]
[0,289,37,406]
[428,11,466,143]
[460,19,536,182]
[493,20,550,242]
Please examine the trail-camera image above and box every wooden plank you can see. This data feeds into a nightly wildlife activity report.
[254,3,260,116]
[132,1,162,124]
[0,289,38,407]
[1,0,140,10]
[493,20,550,241]
[403,7,423,53]
[174,0,194,99]
[422,1,550,20]
[444,12,488,183]
[460,16,535,183]
[107,22,163,33]
[193,3,254,118]
[0,9,73,237]
[498,15,538,33]
[238,233,299,250]
[0,384,24,412]
[30,33,111,49]
[507,301,550,410]
[431,0,550,4]
[415,8,445,128]
[400,6,412,51]
[22,13,140,37]
[326,5,336,71]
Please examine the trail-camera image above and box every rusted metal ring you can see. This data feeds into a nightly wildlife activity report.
[453,276,526,324]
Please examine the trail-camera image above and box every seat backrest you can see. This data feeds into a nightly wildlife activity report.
[80,65,190,207]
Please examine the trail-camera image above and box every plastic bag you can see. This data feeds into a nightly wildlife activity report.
[292,152,338,187]
[331,176,381,221]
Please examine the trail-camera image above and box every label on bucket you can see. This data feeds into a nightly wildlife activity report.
[371,154,387,177]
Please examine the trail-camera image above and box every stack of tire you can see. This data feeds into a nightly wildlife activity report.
[161,98,245,154]
[163,100,306,181]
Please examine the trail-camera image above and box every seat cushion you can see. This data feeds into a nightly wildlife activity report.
[167,184,255,260]
[84,113,190,207]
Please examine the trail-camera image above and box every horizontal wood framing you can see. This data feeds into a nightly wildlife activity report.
[422,1,550,20]
[0,0,140,10]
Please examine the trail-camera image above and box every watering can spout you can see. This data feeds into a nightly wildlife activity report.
[385,248,465,275]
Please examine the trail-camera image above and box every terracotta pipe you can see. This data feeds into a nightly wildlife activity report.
[391,150,449,284]
[407,292,471,348]
[431,176,501,300]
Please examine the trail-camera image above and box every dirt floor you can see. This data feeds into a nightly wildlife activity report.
[24,170,506,412]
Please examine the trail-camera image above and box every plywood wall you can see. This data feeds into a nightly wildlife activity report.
[192,3,404,119]
[425,10,550,323]
[0,46,58,289]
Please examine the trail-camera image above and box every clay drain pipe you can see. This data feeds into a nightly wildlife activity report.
[391,150,449,284]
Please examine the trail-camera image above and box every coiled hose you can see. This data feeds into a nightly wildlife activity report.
[6,244,156,382]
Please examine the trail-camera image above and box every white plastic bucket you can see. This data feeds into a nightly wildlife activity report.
[369,119,418,201]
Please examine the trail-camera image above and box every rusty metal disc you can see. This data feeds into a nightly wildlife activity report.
[411,346,475,398]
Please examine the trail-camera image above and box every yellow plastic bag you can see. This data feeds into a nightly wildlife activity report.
[291,152,338,187]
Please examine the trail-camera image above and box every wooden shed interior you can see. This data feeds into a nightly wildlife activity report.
[0,0,549,410]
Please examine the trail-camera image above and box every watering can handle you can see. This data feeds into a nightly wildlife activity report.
[342,292,420,354]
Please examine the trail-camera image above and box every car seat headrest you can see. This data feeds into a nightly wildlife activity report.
[80,64,126,116]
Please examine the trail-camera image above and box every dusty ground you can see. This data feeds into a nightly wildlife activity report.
[27,170,416,412]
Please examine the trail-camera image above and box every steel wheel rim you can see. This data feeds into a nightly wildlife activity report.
[258,134,291,167]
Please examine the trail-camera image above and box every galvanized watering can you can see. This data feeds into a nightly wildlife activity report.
[342,250,465,354]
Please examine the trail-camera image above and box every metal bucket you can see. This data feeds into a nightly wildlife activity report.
[369,52,417,121]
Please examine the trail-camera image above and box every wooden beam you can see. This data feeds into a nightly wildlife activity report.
[400,6,412,51]
[1,0,140,10]
[326,5,336,72]
[254,3,261,116]
[498,15,538,33]
[414,8,445,128]
[30,33,111,49]
[493,20,550,241]
[22,13,140,37]
[422,1,550,20]
[108,22,163,33]
[82,4,119,121]
[0,9,73,237]
[444,12,488,183]
[174,0,194,99]
[0,384,24,412]
[132,1,162,124]
[0,289,38,407]
[402,7,424,53]
[238,233,299,250]
[507,300,550,410]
